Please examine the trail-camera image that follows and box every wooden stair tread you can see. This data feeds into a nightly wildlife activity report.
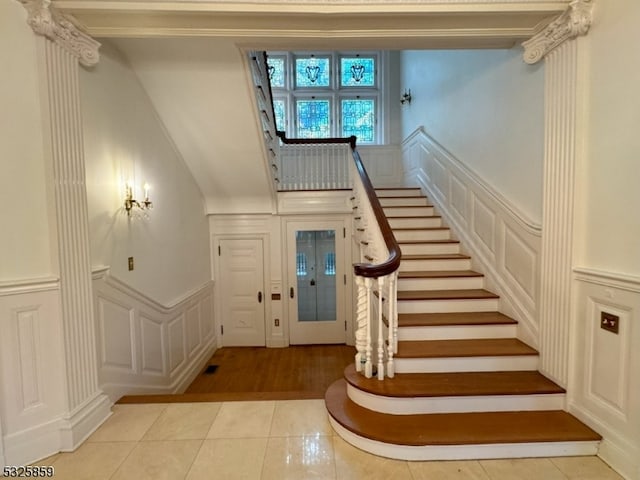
[398,312,517,327]
[396,338,538,358]
[378,195,427,199]
[397,289,498,301]
[326,379,600,446]
[397,239,459,245]
[401,253,470,260]
[391,227,450,231]
[398,270,482,279]
[376,187,421,191]
[343,364,565,397]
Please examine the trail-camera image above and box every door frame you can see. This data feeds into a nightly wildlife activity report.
[282,215,354,346]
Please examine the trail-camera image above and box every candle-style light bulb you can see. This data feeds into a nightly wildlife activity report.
[143,183,150,201]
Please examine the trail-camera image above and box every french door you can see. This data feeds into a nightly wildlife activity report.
[287,221,346,344]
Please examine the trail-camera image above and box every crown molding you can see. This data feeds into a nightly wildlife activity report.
[522,0,592,64]
[19,0,100,66]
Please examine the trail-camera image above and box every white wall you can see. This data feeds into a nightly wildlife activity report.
[80,41,211,306]
[400,48,544,223]
[570,1,640,478]
[0,1,54,280]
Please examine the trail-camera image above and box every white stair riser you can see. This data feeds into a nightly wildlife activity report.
[397,276,483,291]
[399,243,460,255]
[398,298,499,314]
[394,355,538,373]
[393,229,452,241]
[399,258,471,271]
[379,197,430,207]
[346,384,565,415]
[329,419,599,461]
[397,324,517,341]
[389,217,442,228]
[383,207,436,217]
[376,189,422,198]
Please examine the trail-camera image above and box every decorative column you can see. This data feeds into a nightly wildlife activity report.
[522,0,593,386]
[20,0,109,445]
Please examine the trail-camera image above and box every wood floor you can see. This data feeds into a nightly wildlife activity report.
[118,345,354,404]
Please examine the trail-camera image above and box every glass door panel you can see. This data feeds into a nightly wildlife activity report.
[296,230,336,322]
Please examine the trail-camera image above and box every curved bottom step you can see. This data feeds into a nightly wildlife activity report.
[326,379,600,461]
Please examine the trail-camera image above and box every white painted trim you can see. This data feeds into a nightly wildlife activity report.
[58,392,112,451]
[329,417,599,461]
[92,266,214,312]
[394,355,538,373]
[403,127,541,234]
[397,323,517,341]
[568,402,638,480]
[346,383,565,415]
[0,276,60,296]
[573,268,640,294]
[402,127,540,349]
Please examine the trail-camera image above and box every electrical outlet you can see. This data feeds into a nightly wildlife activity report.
[274,319,280,327]
[128,257,134,271]
[601,311,619,334]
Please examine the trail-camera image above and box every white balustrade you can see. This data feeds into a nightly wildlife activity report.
[279,143,352,191]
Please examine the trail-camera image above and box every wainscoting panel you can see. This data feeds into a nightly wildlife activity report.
[402,127,541,347]
[358,145,403,187]
[92,268,215,401]
[571,268,640,480]
[0,280,66,467]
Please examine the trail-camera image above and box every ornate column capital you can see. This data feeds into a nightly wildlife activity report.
[522,0,593,65]
[19,0,100,66]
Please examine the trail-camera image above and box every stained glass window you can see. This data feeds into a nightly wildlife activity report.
[341,99,375,143]
[324,252,336,275]
[296,253,307,276]
[295,57,330,87]
[296,99,331,138]
[267,57,285,88]
[273,99,286,131]
[340,57,375,87]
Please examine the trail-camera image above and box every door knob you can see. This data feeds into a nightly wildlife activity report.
[258,291,262,303]
[310,279,316,286]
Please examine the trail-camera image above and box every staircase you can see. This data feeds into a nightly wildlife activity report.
[326,186,601,460]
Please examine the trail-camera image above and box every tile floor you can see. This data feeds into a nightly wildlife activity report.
[35,400,623,479]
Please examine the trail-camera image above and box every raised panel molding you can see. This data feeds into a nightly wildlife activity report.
[92,269,215,401]
[168,315,186,375]
[97,296,135,372]
[471,195,496,255]
[277,190,352,214]
[358,145,403,187]
[15,308,42,410]
[186,304,201,356]
[402,127,541,347]
[504,226,537,301]
[140,315,165,376]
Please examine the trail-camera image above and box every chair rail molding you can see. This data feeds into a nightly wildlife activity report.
[522,0,593,64]
[19,0,100,67]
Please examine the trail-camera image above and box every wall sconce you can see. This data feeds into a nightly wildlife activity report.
[400,89,412,105]
[124,182,153,216]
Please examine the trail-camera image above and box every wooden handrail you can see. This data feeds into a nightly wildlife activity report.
[277,131,357,150]
[351,148,401,278]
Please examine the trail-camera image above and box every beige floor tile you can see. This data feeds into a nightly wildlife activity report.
[207,401,275,439]
[88,403,167,442]
[48,442,136,480]
[111,440,202,480]
[551,456,624,479]
[409,460,491,480]
[30,452,60,466]
[270,399,332,437]
[143,402,221,440]
[480,458,567,480]
[261,435,336,480]
[186,438,268,480]
[332,436,413,480]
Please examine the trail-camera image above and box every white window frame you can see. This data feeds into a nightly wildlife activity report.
[268,51,386,145]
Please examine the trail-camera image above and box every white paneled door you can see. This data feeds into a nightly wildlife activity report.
[287,221,347,345]
[219,239,266,346]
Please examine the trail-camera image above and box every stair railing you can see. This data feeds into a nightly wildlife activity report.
[351,147,401,380]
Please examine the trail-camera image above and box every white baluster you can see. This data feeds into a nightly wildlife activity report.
[354,276,367,373]
[387,272,396,378]
[377,276,385,380]
[364,277,373,378]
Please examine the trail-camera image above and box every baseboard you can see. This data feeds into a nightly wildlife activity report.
[2,417,63,468]
[58,392,112,451]
[569,403,638,480]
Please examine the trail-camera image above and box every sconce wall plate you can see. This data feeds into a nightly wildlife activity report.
[124,183,153,216]
[401,89,412,105]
